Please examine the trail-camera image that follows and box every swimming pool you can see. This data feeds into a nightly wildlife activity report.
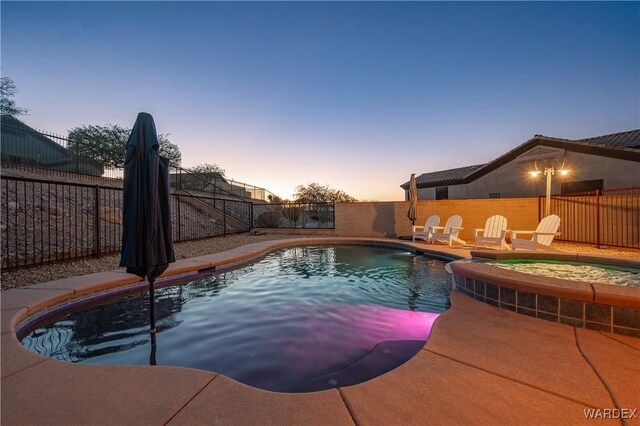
[20,245,451,392]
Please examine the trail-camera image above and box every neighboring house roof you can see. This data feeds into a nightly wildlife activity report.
[1,115,68,156]
[401,129,640,190]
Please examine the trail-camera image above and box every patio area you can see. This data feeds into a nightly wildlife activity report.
[1,238,638,425]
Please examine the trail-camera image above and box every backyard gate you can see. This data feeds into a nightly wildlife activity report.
[541,187,640,249]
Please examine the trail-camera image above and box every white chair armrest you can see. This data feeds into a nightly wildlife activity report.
[473,228,484,237]
[510,230,534,240]
[532,231,560,243]
[412,225,425,232]
[450,226,463,230]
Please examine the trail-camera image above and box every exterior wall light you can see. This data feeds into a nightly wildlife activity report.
[528,156,569,216]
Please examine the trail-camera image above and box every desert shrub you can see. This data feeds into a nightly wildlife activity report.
[256,211,281,227]
[282,205,300,224]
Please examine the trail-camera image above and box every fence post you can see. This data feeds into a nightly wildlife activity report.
[538,196,542,222]
[223,199,227,237]
[176,194,182,242]
[95,185,101,258]
[333,202,336,229]
[595,189,601,249]
[75,140,81,174]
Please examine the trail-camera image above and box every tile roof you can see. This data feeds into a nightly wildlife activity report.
[402,128,640,189]
[403,164,486,188]
[535,129,640,151]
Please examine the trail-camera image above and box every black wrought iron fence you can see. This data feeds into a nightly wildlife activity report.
[252,202,335,229]
[541,187,640,248]
[171,167,276,202]
[1,120,278,202]
[1,175,252,270]
[173,193,252,243]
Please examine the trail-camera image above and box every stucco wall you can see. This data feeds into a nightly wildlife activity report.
[333,198,539,241]
[409,151,639,200]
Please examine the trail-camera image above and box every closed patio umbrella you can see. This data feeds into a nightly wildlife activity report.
[120,112,175,362]
[407,173,418,226]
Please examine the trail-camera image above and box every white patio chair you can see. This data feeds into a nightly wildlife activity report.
[430,215,465,246]
[473,215,508,250]
[412,215,440,242]
[510,215,561,251]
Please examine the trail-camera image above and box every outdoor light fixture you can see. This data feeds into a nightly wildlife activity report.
[528,156,569,216]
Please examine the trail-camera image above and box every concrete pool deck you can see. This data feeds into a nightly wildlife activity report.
[1,237,639,425]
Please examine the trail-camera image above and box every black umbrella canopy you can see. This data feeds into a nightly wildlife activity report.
[120,112,175,280]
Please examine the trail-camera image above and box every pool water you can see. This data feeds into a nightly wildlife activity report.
[20,245,450,392]
[493,259,640,287]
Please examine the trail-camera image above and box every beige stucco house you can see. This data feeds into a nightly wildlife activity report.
[402,129,640,200]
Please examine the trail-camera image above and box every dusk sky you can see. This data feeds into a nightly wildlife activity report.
[2,2,638,200]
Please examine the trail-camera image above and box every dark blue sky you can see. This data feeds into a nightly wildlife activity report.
[2,2,638,199]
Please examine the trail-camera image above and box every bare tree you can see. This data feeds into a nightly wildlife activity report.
[0,77,28,117]
[294,182,357,203]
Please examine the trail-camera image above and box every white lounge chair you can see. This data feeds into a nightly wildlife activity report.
[412,215,440,242]
[510,215,561,251]
[430,215,465,246]
[473,215,509,250]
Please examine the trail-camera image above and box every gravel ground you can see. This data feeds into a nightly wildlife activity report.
[1,235,637,290]
[552,241,640,259]
[0,233,297,290]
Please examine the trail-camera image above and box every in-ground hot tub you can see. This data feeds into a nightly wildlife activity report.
[449,252,640,337]
[18,244,455,393]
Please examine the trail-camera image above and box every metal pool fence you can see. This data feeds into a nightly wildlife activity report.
[0,176,253,270]
[0,175,335,270]
[0,121,277,202]
[541,187,640,249]
[252,202,335,229]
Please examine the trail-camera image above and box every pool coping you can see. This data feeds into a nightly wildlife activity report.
[470,250,640,306]
[2,237,639,425]
[450,258,640,309]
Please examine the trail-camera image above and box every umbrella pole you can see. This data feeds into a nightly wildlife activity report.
[149,277,157,365]
[149,277,157,337]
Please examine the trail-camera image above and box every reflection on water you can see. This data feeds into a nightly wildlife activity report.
[494,260,640,287]
[21,245,450,392]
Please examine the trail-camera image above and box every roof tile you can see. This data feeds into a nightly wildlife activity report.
[403,164,485,188]
[403,128,640,189]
